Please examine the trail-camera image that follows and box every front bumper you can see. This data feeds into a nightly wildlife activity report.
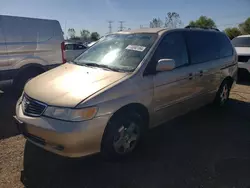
[15,101,112,157]
[238,62,250,73]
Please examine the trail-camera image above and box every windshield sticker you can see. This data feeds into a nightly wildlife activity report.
[125,45,146,52]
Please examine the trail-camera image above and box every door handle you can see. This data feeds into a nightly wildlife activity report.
[199,70,203,77]
[189,73,193,80]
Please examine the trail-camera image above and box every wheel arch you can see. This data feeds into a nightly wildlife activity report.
[222,76,234,88]
[106,103,150,130]
[13,63,46,84]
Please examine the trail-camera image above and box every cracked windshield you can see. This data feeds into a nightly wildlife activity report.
[0,0,250,187]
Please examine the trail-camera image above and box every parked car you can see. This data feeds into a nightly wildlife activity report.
[64,42,87,62]
[232,35,250,77]
[15,27,237,160]
[0,15,64,95]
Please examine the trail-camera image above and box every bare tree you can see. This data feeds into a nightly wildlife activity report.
[80,29,90,41]
[68,28,76,39]
[149,18,163,28]
[165,12,182,29]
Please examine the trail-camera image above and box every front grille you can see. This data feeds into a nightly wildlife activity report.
[238,56,250,63]
[21,94,47,117]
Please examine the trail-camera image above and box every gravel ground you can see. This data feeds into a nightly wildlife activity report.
[1,83,250,188]
[0,136,25,188]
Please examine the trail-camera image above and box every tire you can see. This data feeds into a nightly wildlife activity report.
[14,70,43,97]
[214,80,231,107]
[101,110,145,160]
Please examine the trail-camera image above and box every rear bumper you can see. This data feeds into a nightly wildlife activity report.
[15,101,112,158]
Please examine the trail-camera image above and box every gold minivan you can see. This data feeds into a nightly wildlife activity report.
[15,28,238,159]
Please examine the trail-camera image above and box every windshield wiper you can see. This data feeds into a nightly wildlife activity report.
[83,63,126,72]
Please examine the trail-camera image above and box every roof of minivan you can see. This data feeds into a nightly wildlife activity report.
[116,28,168,35]
[115,27,220,36]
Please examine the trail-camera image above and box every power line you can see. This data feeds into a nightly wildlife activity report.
[107,21,114,34]
[118,21,126,31]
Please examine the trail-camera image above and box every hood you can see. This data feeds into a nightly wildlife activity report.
[235,47,250,56]
[24,63,128,107]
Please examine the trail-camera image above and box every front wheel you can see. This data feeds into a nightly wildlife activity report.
[101,111,145,160]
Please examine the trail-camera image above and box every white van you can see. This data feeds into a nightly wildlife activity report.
[0,15,65,95]
[232,35,250,76]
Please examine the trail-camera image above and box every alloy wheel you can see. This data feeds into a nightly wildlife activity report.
[113,122,140,154]
[220,84,229,105]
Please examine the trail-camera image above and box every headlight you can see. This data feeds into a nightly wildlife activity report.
[44,106,98,121]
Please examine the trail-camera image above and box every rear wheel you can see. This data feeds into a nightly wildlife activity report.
[101,111,145,160]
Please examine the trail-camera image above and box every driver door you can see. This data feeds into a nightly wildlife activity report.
[152,31,199,126]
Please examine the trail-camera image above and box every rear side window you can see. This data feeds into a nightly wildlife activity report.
[216,33,233,58]
[186,31,219,64]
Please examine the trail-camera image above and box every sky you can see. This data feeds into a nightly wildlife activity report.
[1,0,249,37]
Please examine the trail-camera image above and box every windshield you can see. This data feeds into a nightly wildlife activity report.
[74,33,157,72]
[232,37,250,47]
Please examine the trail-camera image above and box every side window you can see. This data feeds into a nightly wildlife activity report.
[217,33,233,58]
[75,45,86,50]
[186,31,219,64]
[65,44,74,50]
[154,32,188,68]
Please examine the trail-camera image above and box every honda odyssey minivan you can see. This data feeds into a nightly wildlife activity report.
[15,27,237,159]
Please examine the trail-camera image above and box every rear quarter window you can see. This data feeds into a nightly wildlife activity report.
[216,33,233,58]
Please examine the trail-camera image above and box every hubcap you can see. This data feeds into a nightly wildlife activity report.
[113,122,139,154]
[220,84,229,104]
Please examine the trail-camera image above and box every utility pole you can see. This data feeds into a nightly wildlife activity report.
[118,21,125,31]
[107,21,113,34]
[64,20,67,38]
[140,25,143,28]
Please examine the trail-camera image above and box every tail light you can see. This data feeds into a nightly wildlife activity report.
[61,42,66,63]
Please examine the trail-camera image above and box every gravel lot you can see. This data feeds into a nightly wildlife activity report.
[1,83,250,188]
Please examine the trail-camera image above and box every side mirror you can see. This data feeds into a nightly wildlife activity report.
[156,59,175,72]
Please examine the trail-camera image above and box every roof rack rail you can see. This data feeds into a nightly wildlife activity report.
[185,25,220,31]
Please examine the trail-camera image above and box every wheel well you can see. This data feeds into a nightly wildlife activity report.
[223,76,234,88]
[110,103,150,128]
[14,65,45,84]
